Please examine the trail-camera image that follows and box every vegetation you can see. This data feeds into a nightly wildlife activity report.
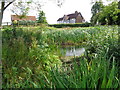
[1,0,120,89]
[11,1,31,18]
[91,1,120,25]
[49,22,91,28]
[2,26,62,88]
[91,1,104,25]
[37,11,47,24]
[2,25,120,88]
[13,20,37,26]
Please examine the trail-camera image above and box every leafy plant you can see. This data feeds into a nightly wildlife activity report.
[2,25,120,88]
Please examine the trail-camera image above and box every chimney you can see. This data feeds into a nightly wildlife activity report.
[75,11,78,14]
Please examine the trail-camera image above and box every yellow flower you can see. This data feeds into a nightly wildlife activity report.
[88,60,92,71]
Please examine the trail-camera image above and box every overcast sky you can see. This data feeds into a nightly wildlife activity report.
[2,0,111,24]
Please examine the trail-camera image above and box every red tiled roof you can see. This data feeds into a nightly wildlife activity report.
[11,15,36,21]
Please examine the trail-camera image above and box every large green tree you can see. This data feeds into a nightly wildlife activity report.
[91,1,104,25]
[91,0,120,25]
[118,1,120,47]
[98,2,120,25]
[118,1,120,25]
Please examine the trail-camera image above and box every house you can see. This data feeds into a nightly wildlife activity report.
[11,15,36,22]
[57,11,85,24]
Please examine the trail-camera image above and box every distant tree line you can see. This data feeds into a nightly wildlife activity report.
[91,1,120,25]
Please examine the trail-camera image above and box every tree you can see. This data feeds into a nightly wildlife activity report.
[37,11,47,24]
[91,1,104,25]
[98,2,120,25]
[91,0,120,25]
[117,1,120,25]
[11,1,32,19]
[0,0,16,27]
[0,0,65,27]
[118,1,120,47]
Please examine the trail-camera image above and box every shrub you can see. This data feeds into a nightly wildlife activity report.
[2,26,120,88]
[2,27,62,88]
[49,22,91,28]
[12,20,37,26]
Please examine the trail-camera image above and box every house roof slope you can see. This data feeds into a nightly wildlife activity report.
[57,17,63,21]
[11,15,36,21]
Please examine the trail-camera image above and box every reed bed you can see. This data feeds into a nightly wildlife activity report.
[2,26,120,88]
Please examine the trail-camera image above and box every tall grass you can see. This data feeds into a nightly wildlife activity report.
[2,26,120,88]
[47,56,119,88]
[45,26,119,62]
[2,26,62,88]
[3,49,119,88]
[45,26,118,46]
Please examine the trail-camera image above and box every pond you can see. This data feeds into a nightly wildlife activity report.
[60,46,85,57]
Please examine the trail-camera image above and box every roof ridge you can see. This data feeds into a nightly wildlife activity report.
[11,15,36,21]
[11,15,35,17]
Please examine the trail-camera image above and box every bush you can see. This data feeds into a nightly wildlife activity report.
[49,22,91,28]
[12,20,37,26]
[2,27,62,88]
[2,26,120,88]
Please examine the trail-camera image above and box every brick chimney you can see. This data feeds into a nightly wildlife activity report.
[75,11,78,14]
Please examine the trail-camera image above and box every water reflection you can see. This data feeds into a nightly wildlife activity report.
[61,46,85,56]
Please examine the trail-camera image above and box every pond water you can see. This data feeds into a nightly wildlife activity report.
[60,46,85,56]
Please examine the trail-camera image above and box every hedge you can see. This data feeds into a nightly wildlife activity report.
[13,21,37,26]
[48,23,91,28]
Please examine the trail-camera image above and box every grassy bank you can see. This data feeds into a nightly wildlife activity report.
[2,26,120,88]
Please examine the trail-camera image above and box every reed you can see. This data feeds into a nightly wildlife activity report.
[2,26,120,88]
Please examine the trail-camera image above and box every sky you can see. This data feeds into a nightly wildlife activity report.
[2,0,111,24]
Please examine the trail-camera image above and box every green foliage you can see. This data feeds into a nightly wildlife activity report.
[45,26,118,46]
[44,26,120,88]
[49,22,91,28]
[2,26,120,88]
[91,1,104,25]
[91,1,120,25]
[11,1,31,17]
[2,26,62,88]
[18,20,37,26]
[91,1,104,15]
[98,2,120,25]
[118,1,120,25]
[3,50,120,88]
[37,11,47,24]
[44,55,119,88]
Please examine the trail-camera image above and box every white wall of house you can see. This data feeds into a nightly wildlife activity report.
[57,21,63,24]
[69,18,76,23]
[57,21,60,24]
[58,18,77,24]
[63,20,69,24]
[66,20,70,23]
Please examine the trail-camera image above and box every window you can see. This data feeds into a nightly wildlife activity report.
[70,18,75,23]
